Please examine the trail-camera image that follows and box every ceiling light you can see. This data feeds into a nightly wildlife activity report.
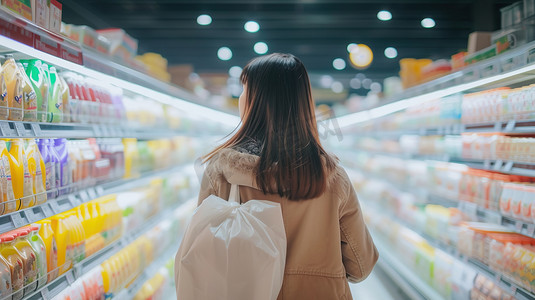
[384,47,398,59]
[197,14,212,26]
[332,58,346,70]
[331,81,344,93]
[377,10,392,21]
[362,78,372,89]
[229,66,242,78]
[421,18,436,28]
[254,42,268,54]
[320,75,333,88]
[347,43,357,52]
[349,44,373,69]
[244,21,260,33]
[217,47,233,61]
[370,82,382,93]
[350,78,361,89]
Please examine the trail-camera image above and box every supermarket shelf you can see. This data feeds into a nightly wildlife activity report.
[372,234,443,300]
[337,40,535,128]
[377,212,535,300]
[25,197,195,300]
[0,120,189,139]
[0,163,192,235]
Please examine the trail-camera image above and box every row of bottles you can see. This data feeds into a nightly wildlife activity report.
[0,194,122,300]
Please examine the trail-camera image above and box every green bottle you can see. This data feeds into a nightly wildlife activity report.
[46,66,63,123]
[20,60,48,122]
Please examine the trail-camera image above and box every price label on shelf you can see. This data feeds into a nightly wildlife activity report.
[485,211,503,225]
[41,204,53,218]
[527,224,535,237]
[483,160,491,169]
[493,122,502,132]
[516,221,523,232]
[0,122,12,136]
[87,188,97,200]
[14,123,26,136]
[93,125,102,137]
[11,213,24,228]
[41,288,50,300]
[49,201,60,214]
[25,209,38,223]
[503,161,514,172]
[95,186,105,197]
[505,120,516,132]
[493,160,503,171]
[79,190,90,202]
[68,195,78,207]
[462,202,478,220]
[30,123,42,136]
[66,271,75,284]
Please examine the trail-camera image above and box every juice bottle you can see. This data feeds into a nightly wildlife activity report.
[47,66,63,123]
[0,233,24,300]
[26,140,47,206]
[67,140,82,192]
[38,139,56,199]
[28,225,47,289]
[0,140,16,214]
[20,60,48,122]
[0,58,9,120]
[40,64,53,123]
[35,220,58,282]
[9,139,35,209]
[3,55,24,121]
[0,236,12,300]
[57,74,70,123]
[12,228,37,294]
[53,139,71,197]
[50,215,72,275]
[16,62,37,122]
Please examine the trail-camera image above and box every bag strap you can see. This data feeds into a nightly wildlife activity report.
[229,184,240,204]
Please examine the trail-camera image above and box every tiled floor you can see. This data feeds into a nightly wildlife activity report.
[350,268,410,300]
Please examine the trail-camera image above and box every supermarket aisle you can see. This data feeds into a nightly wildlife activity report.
[350,267,410,300]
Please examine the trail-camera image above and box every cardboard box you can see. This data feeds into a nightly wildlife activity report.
[2,0,32,20]
[31,0,48,29]
[48,0,61,34]
[468,31,492,54]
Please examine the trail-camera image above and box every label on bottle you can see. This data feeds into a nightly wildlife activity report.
[2,156,16,214]
[22,159,34,208]
[12,79,23,121]
[45,162,54,190]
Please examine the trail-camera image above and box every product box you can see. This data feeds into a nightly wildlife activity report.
[2,0,32,20]
[31,0,48,29]
[468,32,492,54]
[48,0,61,34]
[97,28,139,61]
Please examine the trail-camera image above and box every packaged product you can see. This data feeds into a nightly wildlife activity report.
[27,225,47,289]
[0,58,8,120]
[21,60,49,122]
[47,66,63,123]
[26,139,47,205]
[12,228,37,294]
[9,139,35,209]
[50,215,72,275]
[0,140,15,214]
[37,139,56,199]
[0,233,24,300]
[16,62,37,122]
[2,55,24,121]
[57,73,70,123]
[35,219,58,282]
[48,139,62,196]
[0,239,12,299]
[53,139,71,196]
[48,0,62,34]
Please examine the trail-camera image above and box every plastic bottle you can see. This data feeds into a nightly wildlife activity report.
[40,63,53,123]
[0,236,12,299]
[58,74,70,123]
[20,60,48,122]
[0,140,16,214]
[38,139,56,199]
[49,215,72,275]
[0,233,24,300]
[67,140,82,192]
[46,66,63,123]
[12,228,37,294]
[9,139,35,209]
[47,139,62,197]
[3,55,24,121]
[16,62,37,122]
[0,57,9,120]
[28,225,47,289]
[53,139,71,197]
[35,220,58,282]
[26,140,47,206]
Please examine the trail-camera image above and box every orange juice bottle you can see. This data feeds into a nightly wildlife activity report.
[13,228,37,294]
[9,139,35,209]
[26,139,47,206]
[0,233,24,300]
[50,215,72,275]
[101,260,113,295]
[0,140,15,214]
[16,62,37,122]
[3,55,23,121]
[36,220,58,282]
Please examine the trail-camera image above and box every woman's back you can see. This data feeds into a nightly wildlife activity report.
[199,147,378,300]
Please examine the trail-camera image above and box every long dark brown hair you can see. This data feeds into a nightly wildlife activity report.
[205,53,336,200]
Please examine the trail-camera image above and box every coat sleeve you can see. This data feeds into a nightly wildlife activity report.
[339,171,379,283]
[197,164,218,207]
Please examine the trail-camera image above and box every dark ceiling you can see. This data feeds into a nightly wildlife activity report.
[61,0,517,83]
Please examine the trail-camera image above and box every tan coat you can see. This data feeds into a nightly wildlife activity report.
[193,148,378,300]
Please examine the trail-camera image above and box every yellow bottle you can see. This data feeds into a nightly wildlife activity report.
[9,139,35,209]
[0,60,9,120]
[0,233,24,300]
[101,260,112,295]
[0,140,16,214]
[2,55,23,121]
[35,220,58,282]
[13,228,38,294]
[49,215,71,275]
[26,140,47,206]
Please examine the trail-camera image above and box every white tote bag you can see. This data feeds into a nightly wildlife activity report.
[175,184,287,300]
